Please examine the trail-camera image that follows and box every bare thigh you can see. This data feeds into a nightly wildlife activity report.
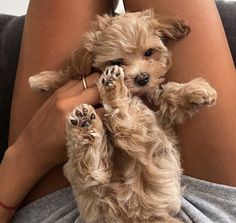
[124,0,236,186]
[9,0,112,204]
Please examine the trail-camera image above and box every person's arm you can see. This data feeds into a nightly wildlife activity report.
[0,141,50,222]
[0,73,101,222]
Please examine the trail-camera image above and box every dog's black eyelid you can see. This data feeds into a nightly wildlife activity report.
[111,59,123,66]
[144,48,153,57]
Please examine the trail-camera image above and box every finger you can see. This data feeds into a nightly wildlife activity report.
[77,72,100,91]
[59,73,100,95]
[64,85,101,112]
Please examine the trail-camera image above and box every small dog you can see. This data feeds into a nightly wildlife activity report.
[29,9,217,223]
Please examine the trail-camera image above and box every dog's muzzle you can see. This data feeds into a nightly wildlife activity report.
[134,72,150,86]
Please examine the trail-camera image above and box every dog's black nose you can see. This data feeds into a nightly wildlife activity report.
[134,72,150,86]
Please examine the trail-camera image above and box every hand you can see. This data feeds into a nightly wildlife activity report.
[0,73,103,213]
[13,72,102,171]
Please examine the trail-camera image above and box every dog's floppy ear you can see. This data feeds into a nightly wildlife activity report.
[64,14,113,78]
[156,17,190,40]
[140,9,190,40]
[64,36,95,78]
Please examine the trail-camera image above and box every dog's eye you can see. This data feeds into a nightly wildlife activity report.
[144,48,154,57]
[110,59,123,67]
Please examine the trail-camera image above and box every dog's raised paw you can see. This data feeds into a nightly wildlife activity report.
[99,65,124,90]
[98,65,129,106]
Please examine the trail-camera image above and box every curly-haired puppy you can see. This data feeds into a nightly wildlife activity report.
[29,9,217,223]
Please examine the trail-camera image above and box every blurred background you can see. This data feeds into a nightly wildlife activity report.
[1,0,29,15]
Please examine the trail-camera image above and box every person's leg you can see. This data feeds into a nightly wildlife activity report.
[8,0,112,204]
[125,0,236,186]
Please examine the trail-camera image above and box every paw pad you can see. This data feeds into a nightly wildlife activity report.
[70,119,78,126]
[75,110,83,117]
[100,65,124,89]
[90,113,96,120]
[68,104,96,128]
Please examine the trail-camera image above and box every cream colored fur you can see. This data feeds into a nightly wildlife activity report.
[29,9,217,223]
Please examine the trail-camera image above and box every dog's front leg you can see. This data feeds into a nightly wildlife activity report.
[150,78,217,126]
[98,66,158,161]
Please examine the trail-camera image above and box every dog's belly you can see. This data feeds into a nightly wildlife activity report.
[107,174,181,222]
[103,148,182,221]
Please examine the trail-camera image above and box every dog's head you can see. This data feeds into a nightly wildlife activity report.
[74,9,190,95]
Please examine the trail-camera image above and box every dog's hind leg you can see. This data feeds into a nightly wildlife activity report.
[64,104,113,222]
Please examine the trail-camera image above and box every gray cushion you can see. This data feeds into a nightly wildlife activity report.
[0,15,24,159]
[216,0,236,65]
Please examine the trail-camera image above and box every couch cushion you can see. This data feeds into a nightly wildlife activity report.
[0,15,24,160]
[216,0,236,65]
